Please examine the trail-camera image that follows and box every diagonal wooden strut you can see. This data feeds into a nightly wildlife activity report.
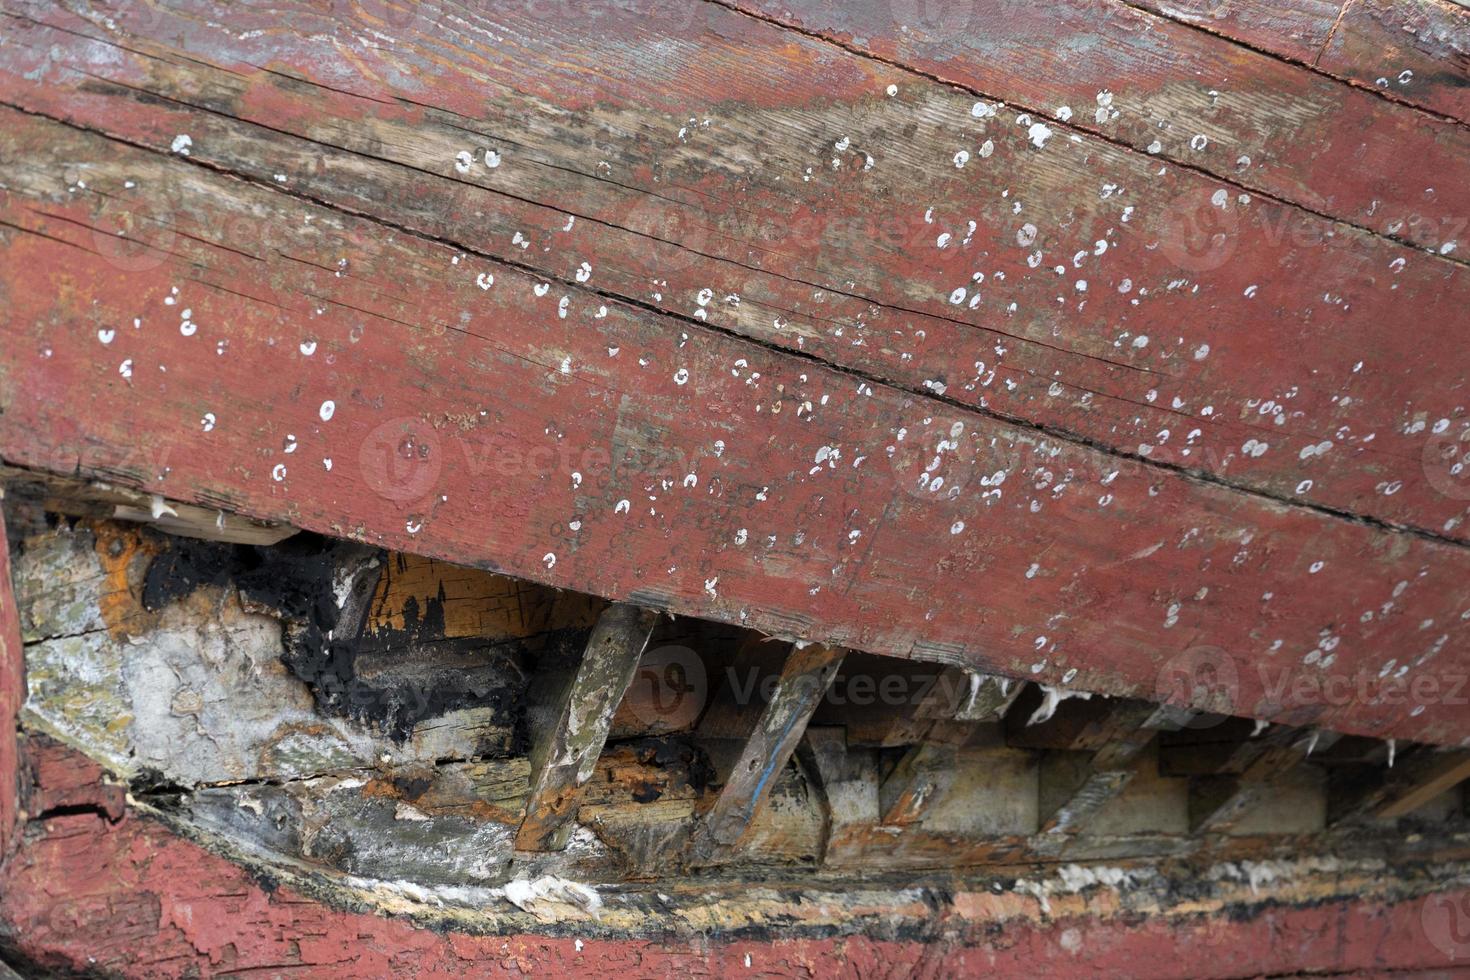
[686,642,846,866]
[516,602,658,851]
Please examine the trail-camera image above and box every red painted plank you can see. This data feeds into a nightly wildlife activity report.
[1,2,1468,544]
[1,795,1466,976]
[0,500,21,858]
[1320,0,1470,125]
[1125,0,1344,64]
[728,0,1470,251]
[2,107,1469,747]
[1136,0,1470,126]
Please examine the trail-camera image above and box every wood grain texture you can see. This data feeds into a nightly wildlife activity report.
[2,98,1470,747]
[730,0,1470,251]
[1136,0,1470,125]
[687,643,843,864]
[0,3,1468,748]
[517,603,658,851]
[1320,0,1470,124]
[1,2,1469,543]
[1332,746,1470,822]
[4,785,1468,977]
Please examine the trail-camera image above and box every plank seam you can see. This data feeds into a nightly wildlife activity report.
[1109,0,1469,128]
[705,0,1470,268]
[1315,0,1358,68]
[3,101,1468,555]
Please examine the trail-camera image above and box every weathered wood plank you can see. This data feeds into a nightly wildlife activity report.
[3,105,1470,745]
[1135,0,1470,125]
[1319,0,1470,125]
[517,603,658,851]
[730,0,1470,252]
[686,643,844,864]
[877,668,1022,824]
[1035,702,1187,840]
[0,493,22,855]
[3,3,1470,543]
[1190,726,1341,832]
[6,742,1468,978]
[1332,746,1470,823]
[880,742,960,826]
[1127,0,1344,64]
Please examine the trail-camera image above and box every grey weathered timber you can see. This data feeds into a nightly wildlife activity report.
[1331,748,1470,825]
[1191,727,1342,833]
[879,668,1024,825]
[516,603,659,851]
[686,643,845,866]
[1036,703,1193,843]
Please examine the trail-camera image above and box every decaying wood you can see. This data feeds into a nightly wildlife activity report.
[0,465,296,545]
[2,103,1470,746]
[1190,726,1341,833]
[6,737,1470,979]
[4,0,1469,548]
[0,0,1468,965]
[517,603,658,851]
[1130,0,1470,125]
[1035,702,1189,841]
[877,668,1023,824]
[686,643,844,865]
[1332,746,1470,824]
[0,7,1468,745]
